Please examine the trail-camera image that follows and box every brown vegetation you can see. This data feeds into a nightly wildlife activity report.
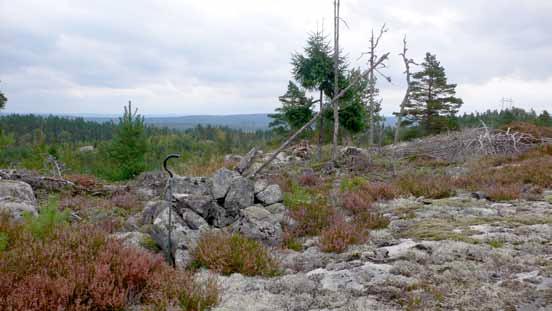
[0,216,218,311]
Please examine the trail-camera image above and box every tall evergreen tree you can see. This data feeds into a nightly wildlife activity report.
[107,101,148,180]
[406,52,463,133]
[291,30,336,157]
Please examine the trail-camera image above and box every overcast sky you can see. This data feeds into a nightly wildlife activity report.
[1,0,551,116]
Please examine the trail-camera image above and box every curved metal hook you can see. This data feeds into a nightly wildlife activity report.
[163,154,180,178]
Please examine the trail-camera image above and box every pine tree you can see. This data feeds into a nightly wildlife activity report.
[107,101,148,180]
[406,52,463,133]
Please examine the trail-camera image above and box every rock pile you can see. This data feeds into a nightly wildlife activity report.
[142,168,287,268]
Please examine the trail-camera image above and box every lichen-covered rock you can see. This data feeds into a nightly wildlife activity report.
[254,178,269,194]
[211,168,239,199]
[0,180,37,219]
[232,205,282,246]
[167,176,211,200]
[223,177,254,223]
[256,184,283,205]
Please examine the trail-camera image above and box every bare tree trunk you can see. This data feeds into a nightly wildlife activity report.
[394,35,415,145]
[365,24,387,146]
[368,30,375,145]
[318,89,324,160]
[331,0,340,162]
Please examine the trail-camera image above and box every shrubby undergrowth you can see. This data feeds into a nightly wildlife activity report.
[0,209,218,311]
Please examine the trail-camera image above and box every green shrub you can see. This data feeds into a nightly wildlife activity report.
[192,232,280,277]
[23,195,70,240]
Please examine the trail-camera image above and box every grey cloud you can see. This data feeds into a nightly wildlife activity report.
[0,0,550,115]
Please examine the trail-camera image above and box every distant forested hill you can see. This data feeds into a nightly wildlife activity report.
[83,114,273,130]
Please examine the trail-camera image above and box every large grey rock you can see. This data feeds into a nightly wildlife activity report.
[167,176,211,200]
[211,168,239,199]
[0,180,37,219]
[232,205,283,246]
[223,177,254,221]
[174,193,213,218]
[256,184,283,205]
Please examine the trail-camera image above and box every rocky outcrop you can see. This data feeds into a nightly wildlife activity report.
[0,180,38,219]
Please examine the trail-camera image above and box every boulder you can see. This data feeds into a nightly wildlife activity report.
[223,177,254,221]
[232,205,283,246]
[211,168,239,199]
[174,194,214,218]
[167,176,211,200]
[256,184,283,205]
[0,180,37,219]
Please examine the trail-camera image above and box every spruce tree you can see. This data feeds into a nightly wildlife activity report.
[406,52,463,133]
[107,101,148,180]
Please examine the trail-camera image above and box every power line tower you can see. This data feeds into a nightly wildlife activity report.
[500,97,513,110]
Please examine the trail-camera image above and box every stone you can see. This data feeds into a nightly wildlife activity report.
[78,145,95,153]
[0,180,37,219]
[223,177,254,220]
[211,168,239,199]
[167,176,211,200]
[254,178,269,194]
[256,184,283,205]
[141,200,170,225]
[232,205,283,246]
[181,208,209,230]
[174,194,213,218]
[236,147,257,174]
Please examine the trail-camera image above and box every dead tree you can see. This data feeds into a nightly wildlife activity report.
[365,24,389,145]
[331,0,341,161]
[251,53,390,177]
[394,35,416,144]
